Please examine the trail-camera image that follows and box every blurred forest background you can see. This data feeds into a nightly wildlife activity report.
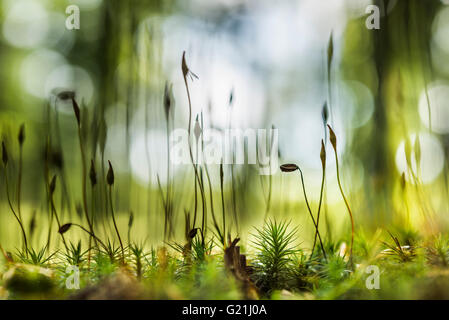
[0,0,448,250]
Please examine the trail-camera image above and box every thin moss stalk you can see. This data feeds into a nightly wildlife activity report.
[163,82,174,240]
[328,125,354,265]
[49,175,69,253]
[321,102,332,241]
[128,211,134,246]
[88,159,98,267]
[181,52,207,243]
[2,141,29,256]
[107,160,125,263]
[297,167,327,261]
[17,124,25,223]
[194,116,208,244]
[203,155,223,244]
[326,32,334,126]
[44,139,53,253]
[220,162,226,245]
[262,125,275,222]
[71,97,97,247]
[59,223,108,252]
[280,163,326,260]
[312,140,327,258]
[193,127,199,227]
[199,166,207,245]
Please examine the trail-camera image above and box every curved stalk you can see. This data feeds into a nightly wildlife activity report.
[297,168,327,260]
[312,160,326,257]
[109,185,125,263]
[182,67,207,244]
[4,169,29,256]
[328,125,354,266]
[17,145,23,222]
[334,153,354,265]
[71,223,108,252]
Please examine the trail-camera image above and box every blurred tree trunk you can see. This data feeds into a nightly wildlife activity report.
[364,0,439,226]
